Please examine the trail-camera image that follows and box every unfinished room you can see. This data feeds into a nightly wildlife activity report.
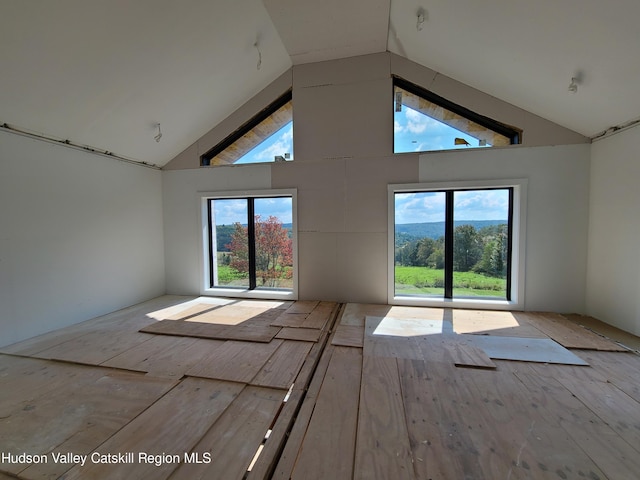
[2,1,640,479]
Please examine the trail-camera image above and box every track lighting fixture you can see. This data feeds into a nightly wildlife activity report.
[568,77,578,93]
[154,123,162,142]
[416,8,426,31]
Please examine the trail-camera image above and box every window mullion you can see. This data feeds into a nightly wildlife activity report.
[247,198,257,290]
[444,191,454,298]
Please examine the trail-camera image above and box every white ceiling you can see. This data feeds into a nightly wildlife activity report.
[1,0,639,167]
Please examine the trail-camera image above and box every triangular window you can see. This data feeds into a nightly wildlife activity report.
[393,77,520,153]
[201,91,293,166]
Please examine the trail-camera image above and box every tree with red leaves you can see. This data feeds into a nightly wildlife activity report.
[226,215,292,287]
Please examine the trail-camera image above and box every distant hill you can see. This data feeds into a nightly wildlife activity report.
[396,220,506,241]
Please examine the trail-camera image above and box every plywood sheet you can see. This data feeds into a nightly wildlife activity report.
[140,320,280,343]
[285,300,319,314]
[0,360,176,478]
[452,309,548,338]
[516,312,626,351]
[367,315,449,337]
[465,335,589,365]
[186,340,283,383]
[102,335,225,378]
[275,327,321,342]
[355,355,414,479]
[291,347,362,480]
[564,314,640,352]
[299,301,336,329]
[271,313,309,328]
[33,330,155,365]
[514,372,640,479]
[251,340,314,389]
[331,325,364,348]
[61,377,243,480]
[171,386,284,480]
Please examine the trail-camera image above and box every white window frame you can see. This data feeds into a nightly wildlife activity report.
[388,179,527,310]
[199,188,298,300]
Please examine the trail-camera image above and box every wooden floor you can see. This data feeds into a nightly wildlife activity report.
[1,297,639,479]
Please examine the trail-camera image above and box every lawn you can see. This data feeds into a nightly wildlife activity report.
[395,266,506,298]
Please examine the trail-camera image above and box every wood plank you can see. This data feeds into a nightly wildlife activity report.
[169,386,284,480]
[354,355,415,480]
[32,330,155,366]
[102,336,225,378]
[284,300,319,314]
[61,377,244,480]
[398,358,485,479]
[264,307,341,480]
[275,327,321,342]
[270,313,309,328]
[251,341,314,390]
[516,311,626,351]
[186,340,283,384]
[447,337,496,369]
[515,371,640,479]
[363,316,424,360]
[464,335,590,365]
[140,319,280,343]
[548,369,640,449]
[291,347,362,480]
[299,301,336,329]
[331,325,364,348]
[1,364,176,479]
[458,368,608,479]
[563,313,640,352]
[452,309,548,338]
[576,349,640,402]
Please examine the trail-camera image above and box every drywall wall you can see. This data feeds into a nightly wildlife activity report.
[587,124,640,335]
[420,144,591,313]
[0,132,165,347]
[162,52,592,310]
[162,165,272,294]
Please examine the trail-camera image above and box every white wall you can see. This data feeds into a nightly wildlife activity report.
[0,132,165,346]
[163,53,592,312]
[420,144,591,313]
[587,124,640,335]
[162,165,272,294]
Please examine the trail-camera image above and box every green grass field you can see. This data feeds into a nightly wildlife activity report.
[395,266,506,297]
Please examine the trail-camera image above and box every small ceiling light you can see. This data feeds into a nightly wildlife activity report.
[154,123,162,143]
[416,8,426,31]
[568,77,578,93]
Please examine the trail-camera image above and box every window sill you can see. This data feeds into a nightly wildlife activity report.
[202,287,297,301]
[392,295,522,311]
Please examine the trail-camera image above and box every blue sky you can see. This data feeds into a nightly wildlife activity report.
[213,197,293,226]
[395,190,509,224]
[394,106,490,153]
[235,122,293,164]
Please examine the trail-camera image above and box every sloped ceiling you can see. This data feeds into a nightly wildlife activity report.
[1,0,638,167]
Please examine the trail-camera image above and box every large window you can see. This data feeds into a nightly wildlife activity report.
[393,77,521,154]
[389,180,526,309]
[201,190,297,299]
[201,91,293,166]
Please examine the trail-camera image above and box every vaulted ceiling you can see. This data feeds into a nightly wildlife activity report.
[1,0,638,167]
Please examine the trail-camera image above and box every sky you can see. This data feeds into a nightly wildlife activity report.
[395,190,509,224]
[213,197,293,226]
[394,106,490,153]
[235,121,293,164]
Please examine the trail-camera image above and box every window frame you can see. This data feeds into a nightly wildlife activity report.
[388,179,527,310]
[200,90,293,167]
[199,189,298,300]
[393,76,521,153]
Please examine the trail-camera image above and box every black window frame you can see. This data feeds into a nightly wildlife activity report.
[393,76,521,151]
[207,195,293,292]
[394,186,514,301]
[200,90,293,167]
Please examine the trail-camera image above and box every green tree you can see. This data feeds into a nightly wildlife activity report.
[453,225,481,272]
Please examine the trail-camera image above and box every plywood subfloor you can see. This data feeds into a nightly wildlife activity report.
[2,299,640,480]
